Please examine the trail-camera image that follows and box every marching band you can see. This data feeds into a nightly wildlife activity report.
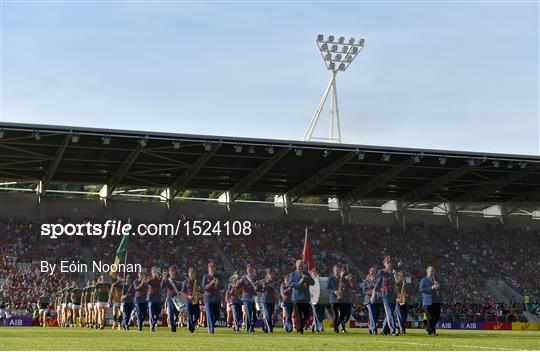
[42,257,442,336]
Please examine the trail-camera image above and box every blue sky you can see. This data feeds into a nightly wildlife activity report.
[1,1,539,155]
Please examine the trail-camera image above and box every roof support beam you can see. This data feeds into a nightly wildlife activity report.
[222,146,290,203]
[285,151,356,205]
[339,155,419,206]
[507,187,540,203]
[99,138,146,198]
[454,163,540,203]
[398,160,482,211]
[36,134,71,195]
[168,142,221,199]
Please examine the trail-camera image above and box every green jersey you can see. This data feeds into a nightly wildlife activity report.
[94,282,111,303]
[38,296,49,309]
[71,288,82,305]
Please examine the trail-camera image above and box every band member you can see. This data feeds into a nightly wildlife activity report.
[420,266,441,336]
[70,281,83,327]
[109,277,123,330]
[94,274,111,330]
[310,266,324,333]
[146,266,163,333]
[289,259,315,334]
[120,274,135,331]
[202,261,223,334]
[236,263,258,333]
[37,293,49,327]
[133,272,148,331]
[371,256,399,336]
[258,268,279,333]
[362,267,379,335]
[162,266,182,332]
[280,274,293,333]
[395,264,409,334]
[328,265,353,333]
[181,267,201,333]
[226,273,242,332]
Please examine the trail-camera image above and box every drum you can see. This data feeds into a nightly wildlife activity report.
[309,274,330,305]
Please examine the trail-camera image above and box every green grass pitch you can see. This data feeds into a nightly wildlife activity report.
[1,327,539,350]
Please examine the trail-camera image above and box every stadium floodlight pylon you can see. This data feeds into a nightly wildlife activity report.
[304,34,365,143]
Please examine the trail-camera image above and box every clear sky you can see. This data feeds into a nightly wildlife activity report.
[1,1,539,155]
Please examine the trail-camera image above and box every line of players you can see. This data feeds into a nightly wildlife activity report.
[38,256,442,336]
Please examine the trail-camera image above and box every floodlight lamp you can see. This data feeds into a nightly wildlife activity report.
[507,162,513,169]
[329,62,335,70]
[520,161,527,169]
[235,144,243,153]
[172,140,181,149]
[335,54,342,61]
[338,36,345,44]
[33,130,41,141]
[323,149,330,157]
[317,34,324,42]
[266,145,275,154]
[382,153,391,162]
[248,145,255,154]
[345,55,352,63]
[204,142,212,151]
[439,156,447,165]
[342,46,349,53]
[321,43,328,51]
[325,53,332,60]
[295,148,303,156]
[71,134,80,143]
[328,35,335,43]
[359,38,365,46]
[338,63,345,71]
[492,160,500,168]
[331,45,338,52]
[348,38,355,45]
[357,151,365,160]
[102,136,111,145]
[352,47,358,54]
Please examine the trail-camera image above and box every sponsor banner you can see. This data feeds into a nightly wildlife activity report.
[485,322,512,330]
[512,322,540,331]
[0,317,34,327]
[438,321,485,330]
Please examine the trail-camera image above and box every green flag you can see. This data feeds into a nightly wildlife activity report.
[110,229,129,280]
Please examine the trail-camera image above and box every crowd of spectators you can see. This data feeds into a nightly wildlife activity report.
[1,215,538,320]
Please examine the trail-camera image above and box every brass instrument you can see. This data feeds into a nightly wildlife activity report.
[399,276,408,306]
[337,271,345,301]
[192,278,201,304]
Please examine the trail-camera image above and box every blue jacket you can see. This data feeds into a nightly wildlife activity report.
[280,283,292,303]
[419,276,440,306]
[362,277,380,305]
[374,269,398,300]
[288,270,315,303]
[327,275,353,304]
[236,275,258,302]
[201,273,223,304]
[180,278,200,304]
[258,278,279,304]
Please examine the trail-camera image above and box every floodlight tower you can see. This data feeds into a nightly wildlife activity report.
[304,34,365,143]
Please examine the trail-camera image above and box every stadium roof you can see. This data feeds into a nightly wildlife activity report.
[0,122,539,205]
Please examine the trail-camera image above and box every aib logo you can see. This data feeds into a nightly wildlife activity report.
[520,323,530,330]
[493,322,503,330]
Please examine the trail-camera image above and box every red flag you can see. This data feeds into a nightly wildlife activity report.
[302,227,315,271]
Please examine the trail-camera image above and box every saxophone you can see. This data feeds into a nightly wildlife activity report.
[399,274,408,306]
[192,278,201,304]
[337,273,345,301]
